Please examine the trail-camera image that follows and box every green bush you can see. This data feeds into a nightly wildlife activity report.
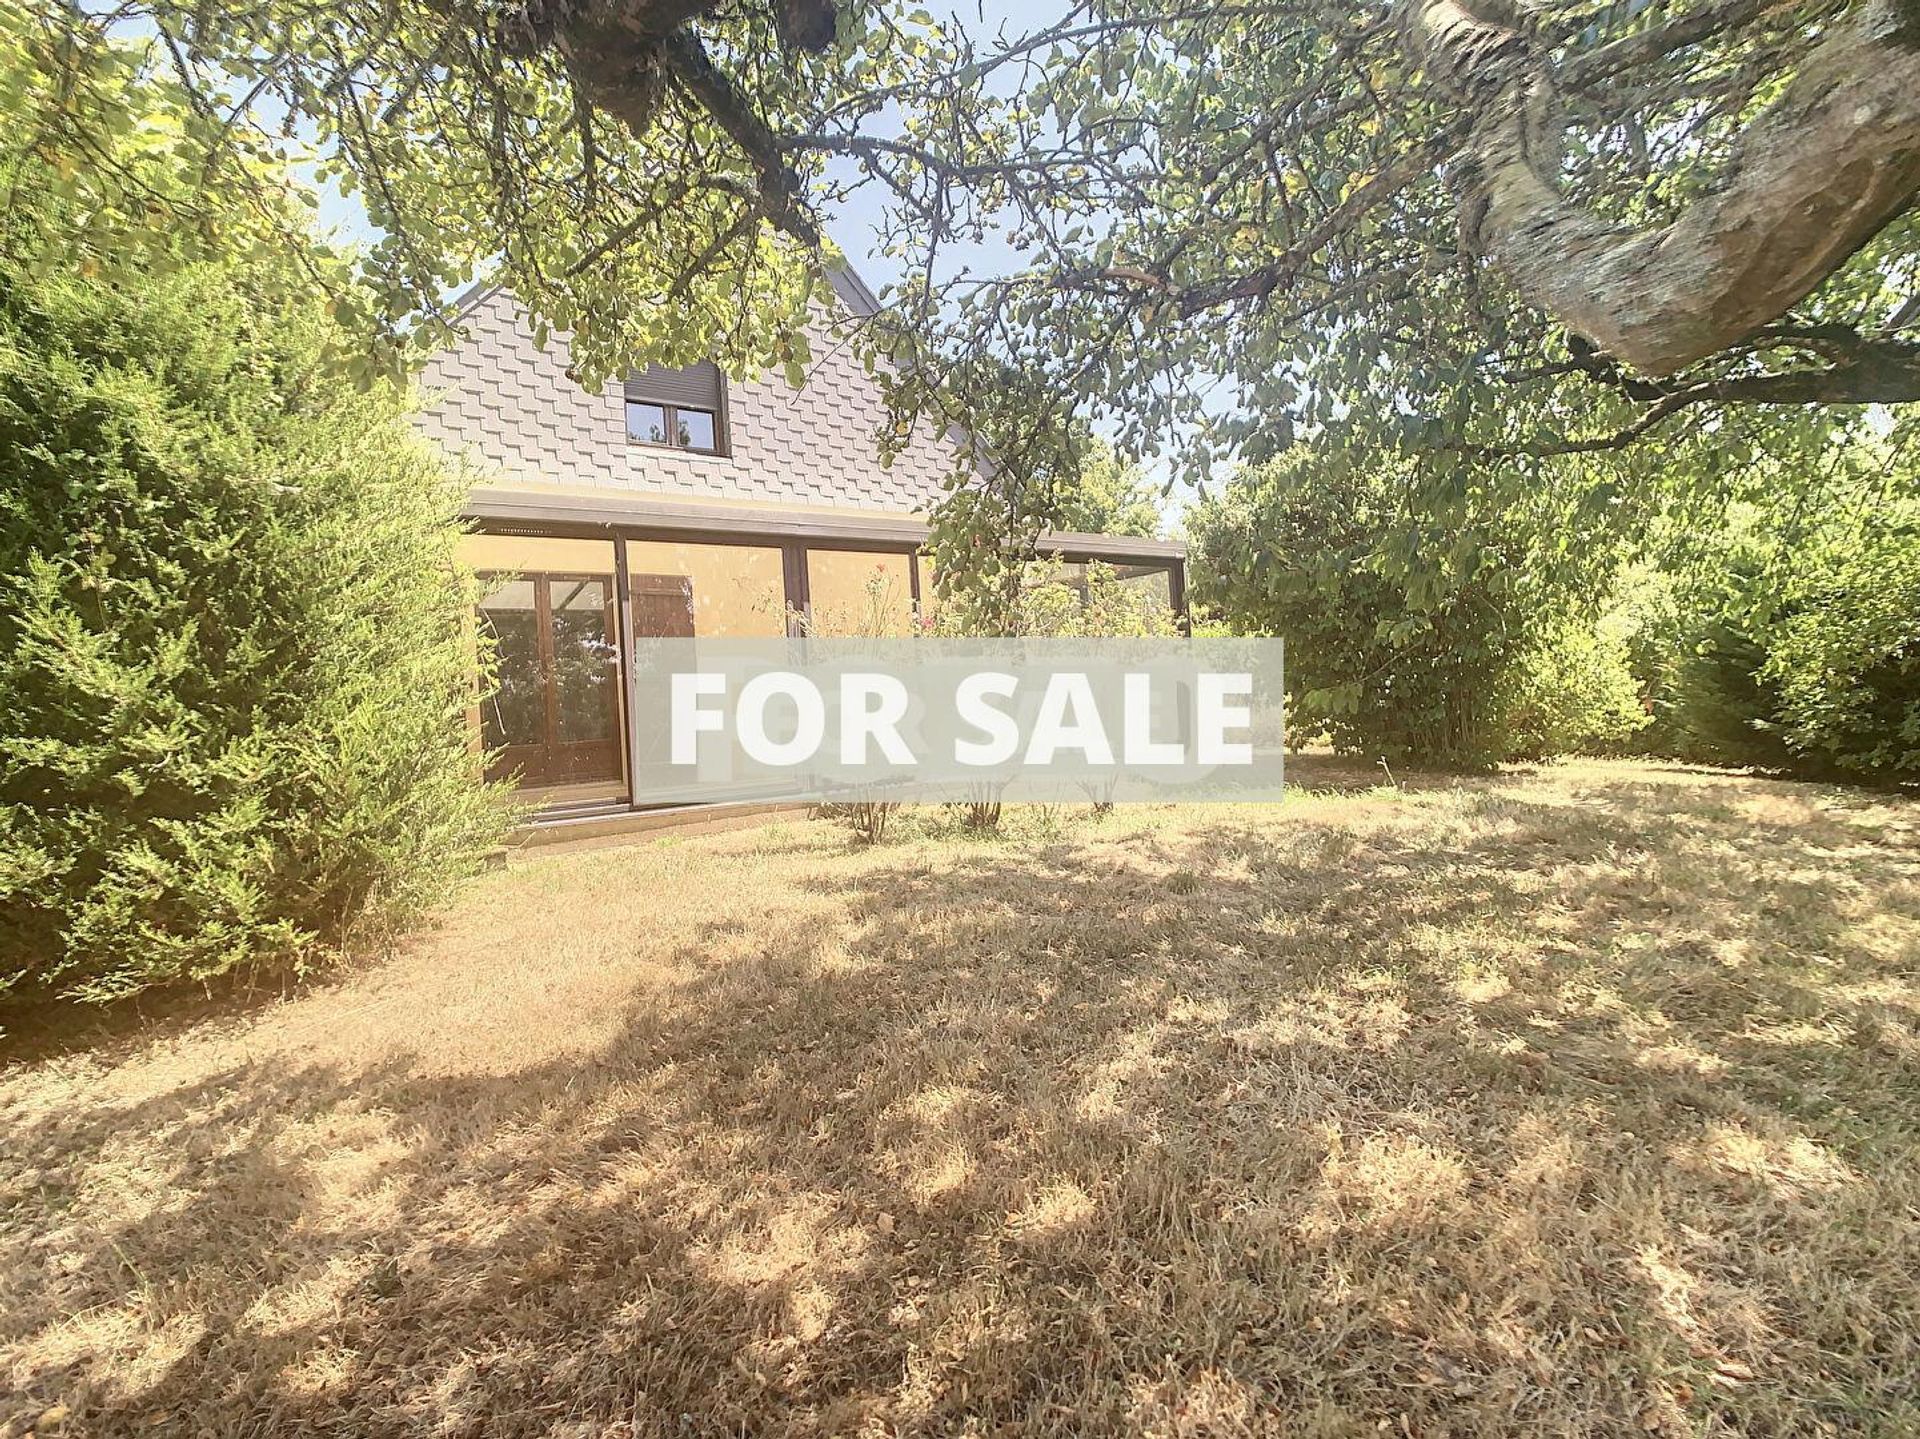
[1640,525,1794,770]
[1765,512,1920,784]
[1186,447,1680,767]
[1666,615,1797,771]
[0,265,506,1007]
[1499,615,1650,760]
[1185,454,1533,768]
[1595,504,1920,784]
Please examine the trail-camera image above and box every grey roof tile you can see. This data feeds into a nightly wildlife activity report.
[410,291,959,509]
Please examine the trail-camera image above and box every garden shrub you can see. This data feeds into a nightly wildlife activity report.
[1539,502,1920,784]
[1187,447,1681,767]
[1666,614,1797,771]
[1498,613,1651,760]
[1630,602,1784,773]
[1593,565,1690,758]
[0,264,506,1008]
[1185,455,1534,768]
[1636,528,1809,774]
[1765,511,1920,784]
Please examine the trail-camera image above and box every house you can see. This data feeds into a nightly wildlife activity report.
[414,266,1187,829]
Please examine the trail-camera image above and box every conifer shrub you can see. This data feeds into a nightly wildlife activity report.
[0,264,506,1008]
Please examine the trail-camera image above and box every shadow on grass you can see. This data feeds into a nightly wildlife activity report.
[3,770,1917,1436]
[0,961,367,1068]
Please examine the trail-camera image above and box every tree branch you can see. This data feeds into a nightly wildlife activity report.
[436,0,831,245]
[1562,0,1807,85]
[657,31,819,245]
[1404,0,1920,376]
[1465,335,1920,456]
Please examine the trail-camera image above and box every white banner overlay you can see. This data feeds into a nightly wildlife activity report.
[625,638,1286,806]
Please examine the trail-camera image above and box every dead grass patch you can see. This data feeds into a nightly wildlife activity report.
[3,759,1919,1436]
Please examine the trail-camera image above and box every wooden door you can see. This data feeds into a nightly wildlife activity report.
[630,573,696,638]
[626,573,696,772]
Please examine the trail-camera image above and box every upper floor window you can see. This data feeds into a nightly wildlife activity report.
[625,361,726,455]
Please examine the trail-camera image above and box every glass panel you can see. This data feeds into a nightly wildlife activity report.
[627,401,669,445]
[625,539,787,637]
[807,549,916,636]
[1113,563,1174,611]
[677,408,718,451]
[459,534,624,807]
[460,534,617,576]
[477,578,542,752]
[630,572,695,639]
[548,576,618,745]
[917,559,940,630]
[1053,561,1091,600]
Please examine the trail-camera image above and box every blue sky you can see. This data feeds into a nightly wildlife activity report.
[820,0,1056,292]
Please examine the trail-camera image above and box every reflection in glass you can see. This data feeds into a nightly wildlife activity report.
[478,579,541,752]
[548,577,619,746]
[1113,563,1174,612]
[461,534,625,807]
[806,549,916,636]
[678,408,717,451]
[626,402,721,452]
[626,401,667,445]
[625,539,786,637]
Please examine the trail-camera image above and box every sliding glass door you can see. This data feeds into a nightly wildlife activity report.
[460,527,1180,813]
[621,539,789,797]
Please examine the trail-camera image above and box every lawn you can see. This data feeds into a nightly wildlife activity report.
[4,759,1918,1437]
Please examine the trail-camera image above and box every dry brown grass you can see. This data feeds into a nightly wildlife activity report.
[4,759,1920,1437]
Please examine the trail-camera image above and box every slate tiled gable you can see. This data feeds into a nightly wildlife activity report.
[414,288,953,511]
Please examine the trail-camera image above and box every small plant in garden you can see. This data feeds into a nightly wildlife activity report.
[960,793,1005,832]
[1080,779,1118,817]
[831,793,898,846]
[801,567,909,845]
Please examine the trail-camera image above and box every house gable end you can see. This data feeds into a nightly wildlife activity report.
[414,282,952,513]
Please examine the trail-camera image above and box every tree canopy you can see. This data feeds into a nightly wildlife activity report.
[1056,441,1162,540]
[17,0,1919,481]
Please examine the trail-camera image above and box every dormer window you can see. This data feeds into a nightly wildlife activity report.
[625,361,727,455]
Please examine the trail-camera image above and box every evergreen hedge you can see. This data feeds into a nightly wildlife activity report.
[0,263,505,1008]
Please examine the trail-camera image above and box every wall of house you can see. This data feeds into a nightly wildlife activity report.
[413,288,953,513]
